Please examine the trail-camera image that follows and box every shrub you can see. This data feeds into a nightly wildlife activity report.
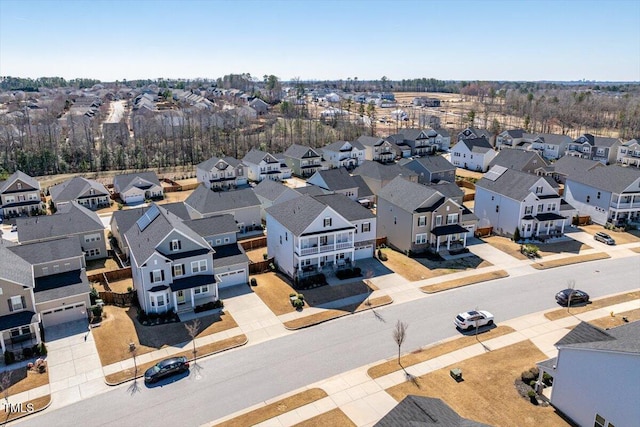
[377,249,388,261]
[289,293,297,298]
[529,367,539,378]
[38,343,47,356]
[527,390,536,398]
[543,372,553,385]
[530,380,537,388]
[513,227,521,242]
[3,350,15,365]
[92,305,103,318]
[22,347,33,359]
[117,203,123,210]
[127,286,133,293]
[90,287,99,305]
[521,370,536,383]
[297,293,304,302]
[292,298,304,309]
[263,253,268,260]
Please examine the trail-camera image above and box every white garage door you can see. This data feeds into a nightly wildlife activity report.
[464,224,475,238]
[354,245,374,260]
[41,302,87,328]
[216,269,247,288]
[124,194,144,204]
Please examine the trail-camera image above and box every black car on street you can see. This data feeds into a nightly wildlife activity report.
[555,289,590,306]
[144,356,189,383]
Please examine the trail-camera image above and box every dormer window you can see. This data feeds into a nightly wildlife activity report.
[170,240,181,251]
[16,183,22,190]
[323,217,332,227]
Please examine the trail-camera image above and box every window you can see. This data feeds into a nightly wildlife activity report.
[9,295,25,312]
[535,186,543,194]
[285,232,288,241]
[496,205,499,213]
[151,270,164,283]
[194,285,209,295]
[173,264,184,277]
[447,214,458,224]
[587,195,591,203]
[53,265,60,273]
[597,192,601,199]
[435,216,442,226]
[84,233,101,243]
[362,222,370,233]
[224,237,230,243]
[157,295,165,307]
[191,260,207,273]
[594,414,606,427]
[491,196,494,201]
[323,217,332,227]
[547,203,556,211]
[170,240,181,251]
[525,206,533,215]
[320,236,328,245]
[415,233,427,244]
[16,183,22,190]
[418,216,426,227]
[537,204,544,213]
[454,152,461,157]
[394,216,397,225]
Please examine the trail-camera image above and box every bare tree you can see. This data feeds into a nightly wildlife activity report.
[393,320,408,367]
[185,319,203,379]
[127,342,141,395]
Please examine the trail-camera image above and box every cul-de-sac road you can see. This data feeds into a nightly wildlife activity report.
[15,257,640,427]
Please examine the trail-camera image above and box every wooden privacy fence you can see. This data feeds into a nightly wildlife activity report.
[88,267,132,284]
[241,236,268,251]
[474,227,493,238]
[98,291,134,307]
[375,237,387,247]
[249,258,274,274]
[456,180,476,190]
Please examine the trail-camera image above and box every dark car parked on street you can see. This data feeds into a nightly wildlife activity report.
[555,289,590,306]
[144,356,189,383]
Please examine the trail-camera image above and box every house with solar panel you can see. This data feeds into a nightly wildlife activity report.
[474,165,569,239]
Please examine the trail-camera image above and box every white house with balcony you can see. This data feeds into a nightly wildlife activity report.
[616,138,640,167]
[566,134,621,164]
[266,195,358,280]
[320,140,365,170]
[355,136,396,163]
[242,148,290,182]
[196,156,248,190]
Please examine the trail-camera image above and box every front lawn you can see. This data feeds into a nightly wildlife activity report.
[92,305,238,366]
[483,235,594,260]
[1,365,49,395]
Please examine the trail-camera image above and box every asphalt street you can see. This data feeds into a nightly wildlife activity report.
[15,256,640,427]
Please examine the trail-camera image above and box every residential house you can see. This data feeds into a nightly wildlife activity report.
[475,165,568,238]
[320,140,365,170]
[450,137,498,172]
[427,181,465,205]
[458,127,494,145]
[375,395,489,427]
[495,129,526,150]
[377,176,476,254]
[183,215,249,288]
[1,237,91,330]
[563,164,640,225]
[16,202,107,260]
[615,138,640,167]
[399,155,456,184]
[248,98,269,115]
[426,128,451,151]
[355,136,396,164]
[283,144,323,178]
[242,148,289,182]
[537,322,640,427]
[48,176,111,210]
[352,160,418,197]
[185,185,262,234]
[274,153,293,179]
[253,179,303,222]
[529,133,572,160]
[0,170,44,218]
[265,195,357,279]
[112,171,163,205]
[307,167,374,205]
[543,156,603,184]
[566,134,621,164]
[124,204,218,314]
[488,149,549,175]
[387,128,436,157]
[412,97,441,107]
[314,194,377,260]
[196,156,248,190]
[110,202,192,258]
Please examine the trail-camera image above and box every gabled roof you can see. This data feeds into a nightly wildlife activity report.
[427,181,464,200]
[311,167,359,191]
[396,128,428,141]
[501,129,525,138]
[242,148,278,165]
[566,164,640,193]
[211,243,249,268]
[295,185,328,196]
[0,170,40,193]
[196,156,243,172]
[265,195,329,236]
[124,203,210,267]
[556,321,640,354]
[574,133,620,148]
[313,194,375,221]
[323,140,364,152]
[113,171,161,192]
[283,144,320,159]
[432,128,450,137]
[34,269,89,303]
[49,176,109,203]
[476,166,558,200]
[552,155,602,178]
[458,137,493,154]
[17,202,104,242]
[621,138,639,147]
[184,214,237,237]
[401,156,456,174]
[351,175,374,198]
[253,179,295,202]
[8,237,82,265]
[532,133,571,145]
[460,127,492,140]
[0,240,33,287]
[353,160,417,182]
[356,135,385,147]
[378,176,444,213]
[375,395,490,427]
[111,202,191,237]
[185,186,260,215]
[488,149,549,172]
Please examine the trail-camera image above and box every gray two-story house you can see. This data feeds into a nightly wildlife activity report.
[399,156,456,184]
[48,176,111,210]
[566,134,621,164]
[356,136,396,164]
[283,144,323,178]
[0,170,44,218]
[196,156,248,190]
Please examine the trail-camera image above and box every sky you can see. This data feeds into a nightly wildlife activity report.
[1,0,639,83]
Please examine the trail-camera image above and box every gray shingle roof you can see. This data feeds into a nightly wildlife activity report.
[574,133,620,148]
[433,128,450,137]
[351,175,374,198]
[196,156,243,172]
[375,395,490,427]
[402,156,456,174]
[294,185,328,196]
[313,194,375,221]
[212,243,249,268]
[551,156,602,178]
[312,168,359,191]
[8,237,82,265]
[356,135,385,147]
[488,149,548,172]
[396,128,427,141]
[253,179,293,202]
[113,171,161,192]
[17,202,104,242]
[476,167,558,200]
[427,181,464,200]
[0,170,40,193]
[242,148,278,165]
[353,160,417,182]
[34,269,90,303]
[460,137,493,153]
[266,195,328,235]
[49,176,109,203]
[533,133,571,145]
[184,214,237,237]
[566,164,640,193]
[502,129,525,138]
[323,140,364,152]
[0,240,33,287]
[378,176,443,213]
[283,144,320,159]
[185,186,260,215]
[556,321,640,354]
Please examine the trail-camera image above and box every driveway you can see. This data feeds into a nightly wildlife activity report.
[44,320,108,409]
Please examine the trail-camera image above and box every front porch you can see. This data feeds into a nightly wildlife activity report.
[144,275,219,315]
[0,311,42,362]
[521,213,567,239]
[430,224,469,252]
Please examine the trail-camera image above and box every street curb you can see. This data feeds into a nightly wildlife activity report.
[2,394,52,423]
[283,297,394,330]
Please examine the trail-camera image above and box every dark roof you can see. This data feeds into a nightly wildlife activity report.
[17,202,104,242]
[312,168,359,191]
[476,167,559,201]
[459,137,493,153]
[0,240,34,287]
[8,237,82,265]
[401,156,456,174]
[375,395,490,427]
[488,149,548,172]
[353,160,417,182]
[112,202,192,237]
[185,186,260,215]
[0,170,40,193]
[351,175,374,198]
[34,269,90,303]
[552,156,602,178]
[266,195,328,235]
[253,179,294,201]
[502,129,525,138]
[283,144,320,159]
[184,214,237,237]
[170,274,216,292]
[535,212,566,221]
[431,224,469,236]
[313,194,375,221]
[566,164,640,193]
[395,128,428,141]
[113,171,161,192]
[196,156,243,171]
[242,148,278,165]
[556,321,640,354]
[49,176,109,203]
[378,176,443,213]
[211,243,249,268]
[0,311,38,332]
[427,182,464,200]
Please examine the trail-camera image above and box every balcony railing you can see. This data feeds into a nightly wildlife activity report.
[611,202,640,210]
[300,246,318,256]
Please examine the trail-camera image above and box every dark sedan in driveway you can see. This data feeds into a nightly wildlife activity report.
[555,289,590,306]
[144,356,189,383]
